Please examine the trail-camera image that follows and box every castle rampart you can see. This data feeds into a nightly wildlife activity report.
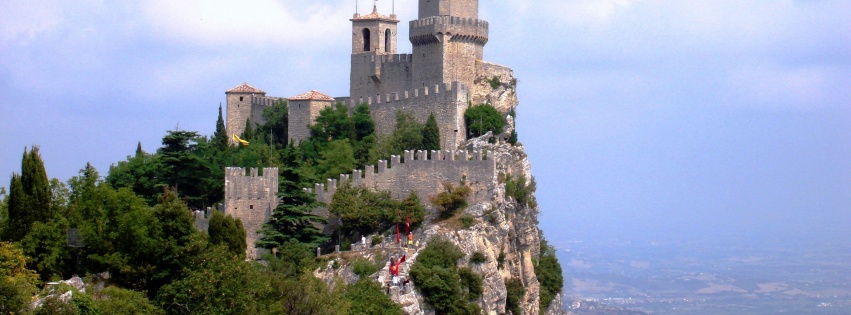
[345,81,470,149]
[224,167,279,259]
[307,149,495,207]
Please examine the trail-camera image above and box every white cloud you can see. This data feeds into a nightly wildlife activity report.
[0,0,63,46]
[141,0,358,48]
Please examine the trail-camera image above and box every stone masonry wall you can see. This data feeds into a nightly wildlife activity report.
[224,167,279,259]
[307,149,496,214]
[350,53,414,102]
[345,81,470,150]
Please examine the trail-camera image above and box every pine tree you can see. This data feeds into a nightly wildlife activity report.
[135,141,144,157]
[213,104,229,150]
[422,113,441,151]
[257,146,328,249]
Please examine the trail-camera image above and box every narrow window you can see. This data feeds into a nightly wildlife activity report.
[385,29,391,52]
[239,96,244,101]
[363,28,371,51]
[250,205,254,210]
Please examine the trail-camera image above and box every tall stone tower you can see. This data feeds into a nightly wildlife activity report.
[349,5,405,100]
[225,83,267,145]
[411,0,488,88]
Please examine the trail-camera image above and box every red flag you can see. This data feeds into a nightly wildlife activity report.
[406,217,410,234]
[400,254,406,264]
[396,224,401,244]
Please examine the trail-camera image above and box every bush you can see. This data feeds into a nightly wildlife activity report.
[351,258,379,278]
[345,279,404,315]
[470,252,487,264]
[535,238,564,311]
[505,278,524,315]
[371,235,383,246]
[505,173,537,207]
[497,251,506,269]
[409,238,485,314]
[430,183,471,219]
[460,214,474,229]
[464,103,505,139]
[458,267,483,300]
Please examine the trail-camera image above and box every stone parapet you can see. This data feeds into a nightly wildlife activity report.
[410,16,489,46]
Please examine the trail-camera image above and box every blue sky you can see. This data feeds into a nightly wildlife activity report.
[2,0,849,247]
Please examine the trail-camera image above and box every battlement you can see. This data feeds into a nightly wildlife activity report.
[224,167,279,259]
[410,16,489,45]
[306,149,494,204]
[250,95,284,107]
[345,81,461,107]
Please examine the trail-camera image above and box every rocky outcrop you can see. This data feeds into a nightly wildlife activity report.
[315,140,563,314]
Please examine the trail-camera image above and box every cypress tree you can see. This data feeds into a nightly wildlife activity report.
[135,141,144,157]
[213,104,229,150]
[422,113,440,151]
[4,147,51,241]
[241,119,254,141]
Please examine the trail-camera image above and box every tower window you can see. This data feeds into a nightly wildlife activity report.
[385,29,391,52]
[363,28,371,51]
[240,96,244,101]
[250,205,254,210]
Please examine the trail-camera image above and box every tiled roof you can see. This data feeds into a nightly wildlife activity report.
[226,83,266,94]
[289,90,335,101]
[351,6,398,22]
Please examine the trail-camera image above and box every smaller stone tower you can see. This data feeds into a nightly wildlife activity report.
[224,167,279,260]
[226,83,266,145]
[350,5,405,100]
[287,90,336,144]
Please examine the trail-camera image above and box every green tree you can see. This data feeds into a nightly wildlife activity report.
[535,237,563,311]
[156,245,267,315]
[158,130,212,208]
[208,211,247,259]
[345,279,404,315]
[5,147,52,242]
[241,119,255,141]
[368,112,424,163]
[20,218,71,280]
[352,103,375,141]
[0,187,6,237]
[92,286,164,315]
[0,242,40,314]
[261,100,289,148]
[328,184,397,237]
[106,145,162,205]
[422,113,441,151]
[213,104,229,151]
[310,103,355,143]
[316,140,357,180]
[505,278,524,315]
[464,104,505,139]
[430,183,471,219]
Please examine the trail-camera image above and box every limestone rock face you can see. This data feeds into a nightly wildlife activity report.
[314,140,561,314]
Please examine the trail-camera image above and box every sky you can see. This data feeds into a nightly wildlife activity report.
[1,0,849,248]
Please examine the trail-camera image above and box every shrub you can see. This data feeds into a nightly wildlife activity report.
[351,258,379,278]
[460,214,474,229]
[345,279,404,315]
[431,183,471,219]
[487,76,502,90]
[470,252,487,264]
[497,251,506,269]
[535,238,564,311]
[464,103,505,139]
[505,173,537,207]
[458,267,483,300]
[371,235,383,246]
[505,278,524,315]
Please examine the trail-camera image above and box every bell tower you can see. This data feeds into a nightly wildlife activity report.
[350,4,400,100]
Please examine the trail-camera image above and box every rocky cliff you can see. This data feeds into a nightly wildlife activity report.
[315,140,565,315]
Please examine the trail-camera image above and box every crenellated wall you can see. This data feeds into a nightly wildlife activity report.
[345,81,470,149]
[350,53,414,102]
[224,167,279,260]
[306,149,495,207]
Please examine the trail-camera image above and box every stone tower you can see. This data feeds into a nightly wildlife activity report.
[411,0,488,88]
[226,83,267,145]
[349,5,406,101]
[287,90,336,144]
[224,167,279,260]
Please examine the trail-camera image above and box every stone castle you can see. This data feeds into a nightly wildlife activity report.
[223,0,519,259]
